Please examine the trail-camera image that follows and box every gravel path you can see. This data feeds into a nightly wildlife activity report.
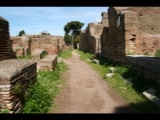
[51,50,136,113]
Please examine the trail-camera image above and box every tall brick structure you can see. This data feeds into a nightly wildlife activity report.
[0,17,15,60]
[79,12,109,54]
[0,16,37,113]
[101,7,160,63]
[11,35,65,57]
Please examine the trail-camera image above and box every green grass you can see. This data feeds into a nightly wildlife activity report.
[155,50,160,58]
[18,55,31,59]
[59,49,73,59]
[22,62,67,113]
[22,49,73,113]
[76,49,160,113]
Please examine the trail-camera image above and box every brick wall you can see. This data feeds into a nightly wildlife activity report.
[101,7,160,63]
[0,17,15,60]
[79,12,108,54]
[0,16,37,113]
[11,35,65,57]
[0,60,36,113]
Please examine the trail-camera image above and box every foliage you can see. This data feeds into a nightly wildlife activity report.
[64,33,72,45]
[64,21,84,35]
[64,21,84,48]
[13,83,22,95]
[41,51,48,59]
[40,30,51,35]
[0,109,10,114]
[22,62,67,113]
[59,49,73,59]
[18,30,25,36]
[19,55,31,59]
[155,50,160,58]
[75,50,93,61]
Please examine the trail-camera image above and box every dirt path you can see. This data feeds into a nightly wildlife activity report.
[51,50,136,113]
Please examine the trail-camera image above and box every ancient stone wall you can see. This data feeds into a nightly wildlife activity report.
[126,55,160,85]
[79,12,108,54]
[11,35,65,57]
[0,17,15,60]
[0,16,37,113]
[101,7,160,63]
[0,60,36,113]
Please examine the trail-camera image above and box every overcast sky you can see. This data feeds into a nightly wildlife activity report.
[0,7,108,37]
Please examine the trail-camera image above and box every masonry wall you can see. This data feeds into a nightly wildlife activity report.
[79,12,108,54]
[0,16,37,113]
[101,7,160,63]
[11,35,65,57]
[0,17,15,60]
[0,60,36,113]
[126,55,160,85]
[132,7,160,55]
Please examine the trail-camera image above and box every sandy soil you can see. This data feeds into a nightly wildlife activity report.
[50,50,136,113]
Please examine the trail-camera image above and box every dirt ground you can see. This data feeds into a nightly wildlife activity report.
[50,50,136,113]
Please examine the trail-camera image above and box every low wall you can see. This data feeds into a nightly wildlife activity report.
[37,55,57,71]
[125,55,160,84]
[31,49,47,61]
[0,60,37,113]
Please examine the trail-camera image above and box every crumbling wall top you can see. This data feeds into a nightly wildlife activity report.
[0,16,8,22]
[0,60,36,81]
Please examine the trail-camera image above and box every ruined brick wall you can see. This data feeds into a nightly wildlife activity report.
[101,7,160,63]
[101,7,126,63]
[79,12,108,54]
[30,35,59,55]
[79,31,86,51]
[126,55,160,85]
[11,35,64,56]
[133,7,160,55]
[0,60,36,113]
[0,16,37,113]
[0,17,15,60]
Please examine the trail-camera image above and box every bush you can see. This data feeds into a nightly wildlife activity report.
[22,62,67,113]
[155,50,160,58]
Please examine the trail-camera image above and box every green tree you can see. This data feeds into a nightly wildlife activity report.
[40,30,50,35]
[18,30,25,36]
[64,33,72,45]
[64,21,84,48]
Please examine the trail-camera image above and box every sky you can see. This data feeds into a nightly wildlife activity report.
[0,7,108,37]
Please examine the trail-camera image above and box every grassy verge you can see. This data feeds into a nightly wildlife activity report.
[76,49,160,113]
[22,49,73,113]
[22,62,67,113]
[18,55,31,59]
[59,49,73,59]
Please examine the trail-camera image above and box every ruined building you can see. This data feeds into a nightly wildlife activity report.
[80,7,160,63]
[11,34,65,58]
[0,16,37,113]
[80,7,160,84]
[79,12,109,54]
[0,17,16,60]
[101,7,160,63]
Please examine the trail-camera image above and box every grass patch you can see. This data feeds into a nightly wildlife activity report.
[22,62,67,113]
[59,49,73,59]
[18,55,31,59]
[155,50,160,58]
[76,49,160,113]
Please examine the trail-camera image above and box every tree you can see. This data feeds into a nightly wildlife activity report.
[64,33,72,45]
[18,30,25,36]
[40,30,51,35]
[64,21,84,48]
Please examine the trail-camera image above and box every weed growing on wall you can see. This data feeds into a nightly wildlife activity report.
[22,62,67,113]
[155,50,160,58]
